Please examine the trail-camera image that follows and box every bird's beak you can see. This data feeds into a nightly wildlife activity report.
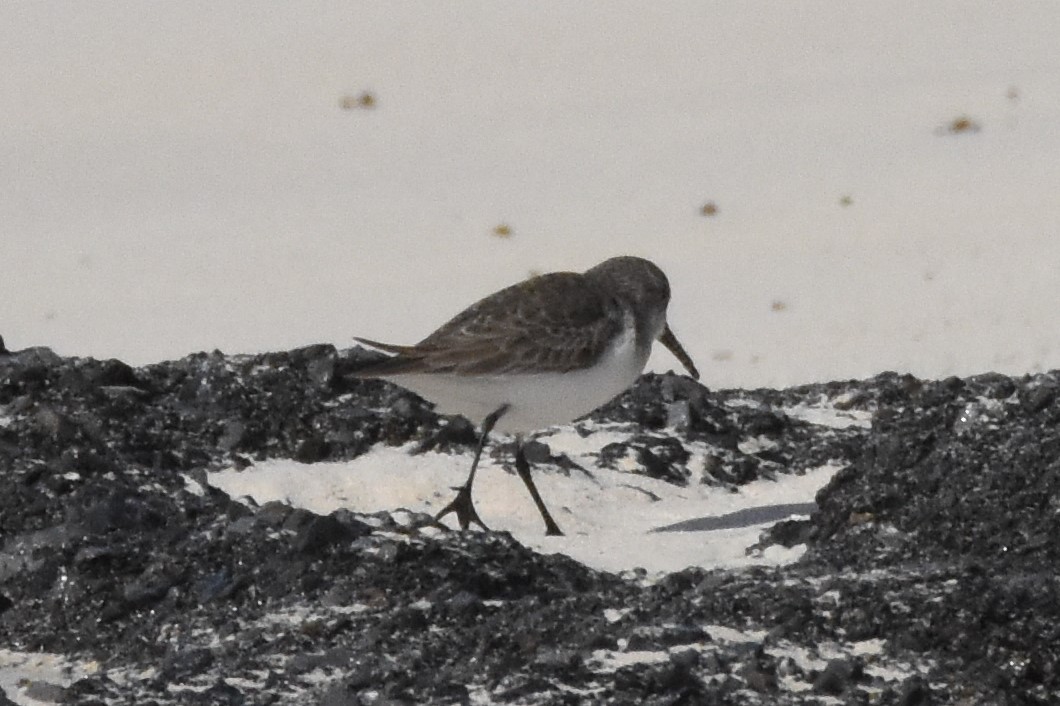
[659,324,699,380]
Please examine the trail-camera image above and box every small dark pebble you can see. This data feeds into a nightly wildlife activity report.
[897,674,933,706]
[521,439,552,464]
[813,657,864,695]
[21,680,67,703]
[293,511,369,554]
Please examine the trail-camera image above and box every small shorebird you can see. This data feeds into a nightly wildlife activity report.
[352,256,699,535]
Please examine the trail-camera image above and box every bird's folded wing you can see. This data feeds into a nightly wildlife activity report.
[354,272,624,377]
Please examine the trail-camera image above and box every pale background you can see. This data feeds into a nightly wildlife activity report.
[4,3,1059,388]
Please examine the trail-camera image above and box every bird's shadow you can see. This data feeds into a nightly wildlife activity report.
[650,502,816,533]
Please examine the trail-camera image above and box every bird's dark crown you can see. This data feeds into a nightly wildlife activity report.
[584,256,671,312]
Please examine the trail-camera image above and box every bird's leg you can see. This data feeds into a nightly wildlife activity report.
[435,404,509,531]
[514,439,564,536]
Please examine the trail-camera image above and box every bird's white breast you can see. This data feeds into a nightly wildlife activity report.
[388,314,650,434]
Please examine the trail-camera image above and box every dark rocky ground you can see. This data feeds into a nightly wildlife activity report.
[1,342,1058,705]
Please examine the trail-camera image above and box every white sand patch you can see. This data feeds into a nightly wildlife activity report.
[724,395,873,431]
[702,627,932,695]
[210,439,839,576]
[538,424,638,456]
[783,397,874,429]
[588,648,674,673]
[0,650,97,706]
[767,638,933,694]
[704,625,770,644]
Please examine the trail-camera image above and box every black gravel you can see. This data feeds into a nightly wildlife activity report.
[1,342,1058,704]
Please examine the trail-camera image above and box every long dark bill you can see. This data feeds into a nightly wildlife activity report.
[659,324,700,380]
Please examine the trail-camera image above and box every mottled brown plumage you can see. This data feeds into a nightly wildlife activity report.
[351,256,698,535]
[355,272,626,377]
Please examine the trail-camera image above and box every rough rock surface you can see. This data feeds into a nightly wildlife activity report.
[1,343,1058,704]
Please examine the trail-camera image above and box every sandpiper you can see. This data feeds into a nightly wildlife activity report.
[352,256,699,535]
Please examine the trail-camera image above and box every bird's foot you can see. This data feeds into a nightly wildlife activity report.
[435,484,489,531]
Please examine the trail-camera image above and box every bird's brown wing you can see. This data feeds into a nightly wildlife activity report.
[352,272,624,377]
